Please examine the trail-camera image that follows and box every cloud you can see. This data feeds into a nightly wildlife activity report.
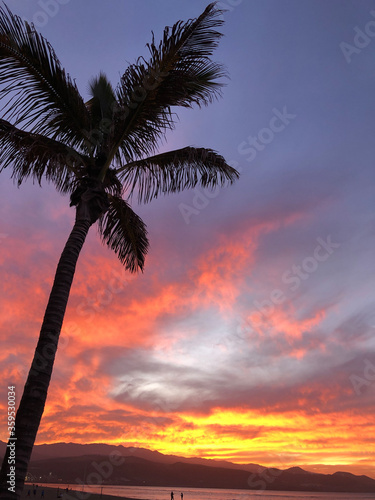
[1,187,374,477]
[1,0,375,478]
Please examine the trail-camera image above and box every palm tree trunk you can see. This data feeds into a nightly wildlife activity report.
[0,215,92,500]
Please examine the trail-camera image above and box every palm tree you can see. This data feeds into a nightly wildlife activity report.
[0,3,239,498]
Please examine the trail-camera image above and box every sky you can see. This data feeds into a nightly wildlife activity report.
[1,0,375,482]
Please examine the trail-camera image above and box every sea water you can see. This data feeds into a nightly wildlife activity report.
[39,484,375,500]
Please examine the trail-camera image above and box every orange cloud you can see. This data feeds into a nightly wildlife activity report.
[1,200,374,481]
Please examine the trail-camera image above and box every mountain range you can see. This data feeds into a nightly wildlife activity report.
[1,442,375,494]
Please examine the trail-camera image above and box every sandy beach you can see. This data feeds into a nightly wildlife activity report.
[21,486,138,500]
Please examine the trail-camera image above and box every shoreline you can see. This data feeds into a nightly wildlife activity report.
[22,485,140,500]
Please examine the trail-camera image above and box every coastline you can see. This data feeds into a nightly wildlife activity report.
[22,485,140,500]
[19,484,375,500]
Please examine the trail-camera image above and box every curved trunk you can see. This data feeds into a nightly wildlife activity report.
[0,215,92,500]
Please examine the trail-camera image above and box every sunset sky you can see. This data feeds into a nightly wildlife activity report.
[1,0,375,481]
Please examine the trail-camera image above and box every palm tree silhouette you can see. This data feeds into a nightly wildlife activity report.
[0,3,239,497]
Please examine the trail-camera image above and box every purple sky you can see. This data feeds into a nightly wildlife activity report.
[1,0,375,478]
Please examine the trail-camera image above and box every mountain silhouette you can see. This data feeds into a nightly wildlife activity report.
[1,441,374,493]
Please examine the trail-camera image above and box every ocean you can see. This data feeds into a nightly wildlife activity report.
[41,484,375,500]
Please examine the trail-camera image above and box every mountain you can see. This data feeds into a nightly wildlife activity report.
[26,455,375,493]
[1,442,375,493]
[0,441,262,473]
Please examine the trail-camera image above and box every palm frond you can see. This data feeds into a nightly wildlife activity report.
[0,118,86,193]
[86,72,116,130]
[107,2,226,164]
[116,146,239,203]
[98,196,149,272]
[0,5,90,147]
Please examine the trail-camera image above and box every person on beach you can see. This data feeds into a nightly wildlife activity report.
[181,493,183,500]
[171,491,174,500]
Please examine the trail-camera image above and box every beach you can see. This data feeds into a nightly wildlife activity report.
[21,486,136,500]
[19,484,375,500]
